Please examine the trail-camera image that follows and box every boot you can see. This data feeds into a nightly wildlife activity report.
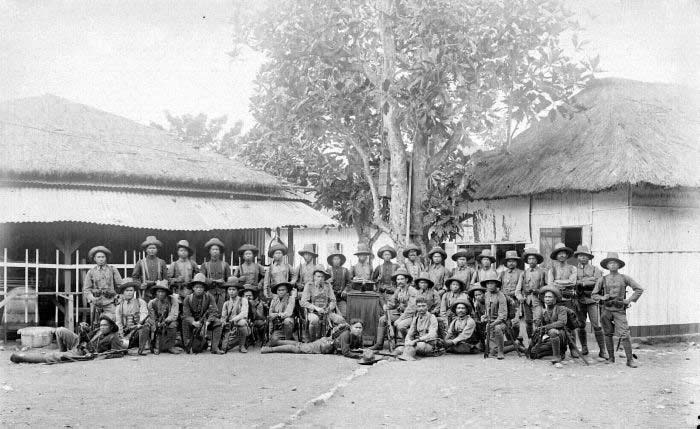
[525,322,534,341]
[210,325,224,354]
[578,328,589,355]
[551,337,561,363]
[604,335,615,363]
[371,327,385,351]
[283,322,294,342]
[238,329,248,353]
[622,337,637,368]
[594,328,607,361]
[495,333,505,360]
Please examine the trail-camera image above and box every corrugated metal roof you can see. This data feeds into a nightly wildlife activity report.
[0,186,337,230]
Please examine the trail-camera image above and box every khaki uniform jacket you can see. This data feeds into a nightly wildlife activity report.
[148,296,179,324]
[575,263,603,304]
[183,293,219,324]
[592,273,644,312]
[406,313,438,343]
[445,315,476,343]
[115,297,148,333]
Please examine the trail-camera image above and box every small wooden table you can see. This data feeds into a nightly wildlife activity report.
[346,291,382,346]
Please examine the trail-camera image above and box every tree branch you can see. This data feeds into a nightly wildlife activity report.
[427,129,470,173]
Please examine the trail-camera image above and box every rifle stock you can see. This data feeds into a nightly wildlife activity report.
[385,308,396,352]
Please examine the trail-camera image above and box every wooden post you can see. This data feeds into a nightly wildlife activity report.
[3,248,7,341]
[35,249,39,325]
[75,250,79,325]
[52,235,82,331]
[287,228,295,266]
[24,249,28,323]
[55,250,59,326]
[123,250,128,278]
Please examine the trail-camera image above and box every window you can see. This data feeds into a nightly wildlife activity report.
[539,227,582,267]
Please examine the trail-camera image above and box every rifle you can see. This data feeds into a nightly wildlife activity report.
[190,310,210,353]
[122,315,150,347]
[152,312,168,352]
[385,307,396,352]
[565,330,590,366]
[483,304,491,359]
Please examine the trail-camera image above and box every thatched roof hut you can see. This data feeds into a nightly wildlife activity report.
[470,78,700,200]
[0,94,286,197]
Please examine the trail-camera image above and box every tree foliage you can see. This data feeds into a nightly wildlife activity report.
[153,112,244,157]
[234,0,596,250]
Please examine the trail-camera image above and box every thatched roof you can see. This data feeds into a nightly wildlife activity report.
[471,78,700,199]
[0,94,285,196]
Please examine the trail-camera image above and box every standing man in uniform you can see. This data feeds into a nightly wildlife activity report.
[294,244,318,292]
[168,240,198,296]
[234,244,265,291]
[327,245,351,318]
[84,245,121,322]
[521,248,546,340]
[573,245,605,359]
[372,245,400,304]
[482,272,508,359]
[471,249,498,286]
[592,252,644,368]
[402,243,424,280]
[448,250,475,286]
[263,241,294,300]
[547,243,577,313]
[499,250,524,340]
[426,246,448,295]
[349,243,373,281]
[199,238,230,288]
[132,236,167,301]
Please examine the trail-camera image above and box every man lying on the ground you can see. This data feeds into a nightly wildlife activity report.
[11,316,126,364]
[260,319,364,358]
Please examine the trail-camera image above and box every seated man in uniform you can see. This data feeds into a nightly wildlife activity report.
[398,296,439,360]
[261,319,364,359]
[268,282,297,345]
[243,284,267,344]
[443,299,480,354]
[301,265,346,341]
[371,268,416,350]
[220,279,249,353]
[529,286,568,364]
[182,273,223,354]
[114,278,149,354]
[147,281,181,355]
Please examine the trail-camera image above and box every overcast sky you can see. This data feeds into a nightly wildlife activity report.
[1,0,698,129]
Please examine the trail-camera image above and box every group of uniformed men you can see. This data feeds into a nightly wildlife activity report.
[11,235,644,368]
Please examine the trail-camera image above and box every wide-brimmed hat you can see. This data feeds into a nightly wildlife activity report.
[238,244,259,257]
[413,272,434,288]
[271,281,294,294]
[522,248,544,264]
[312,264,331,280]
[574,244,594,259]
[503,250,520,262]
[150,280,172,296]
[297,244,318,258]
[600,252,625,270]
[377,245,397,259]
[444,277,466,292]
[391,267,413,283]
[141,235,163,249]
[116,277,140,294]
[402,243,422,258]
[204,238,225,253]
[358,350,381,366]
[175,240,193,255]
[479,271,502,287]
[467,283,486,297]
[99,314,119,333]
[268,242,288,258]
[241,284,258,296]
[354,243,372,256]
[427,246,447,260]
[189,273,208,288]
[451,250,472,262]
[224,277,241,290]
[88,246,111,261]
[450,298,473,315]
[327,245,346,266]
[550,242,574,260]
[539,285,562,301]
[476,249,496,263]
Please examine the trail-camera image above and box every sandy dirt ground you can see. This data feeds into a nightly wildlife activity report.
[0,342,698,428]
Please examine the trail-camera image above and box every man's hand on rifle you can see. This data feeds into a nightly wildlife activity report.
[192,321,202,329]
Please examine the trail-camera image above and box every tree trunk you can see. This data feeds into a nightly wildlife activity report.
[377,0,408,252]
[410,131,429,247]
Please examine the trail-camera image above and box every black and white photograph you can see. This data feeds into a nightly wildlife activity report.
[0,0,698,427]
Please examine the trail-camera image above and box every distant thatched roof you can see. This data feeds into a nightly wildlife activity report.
[0,94,285,196]
[471,78,700,199]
